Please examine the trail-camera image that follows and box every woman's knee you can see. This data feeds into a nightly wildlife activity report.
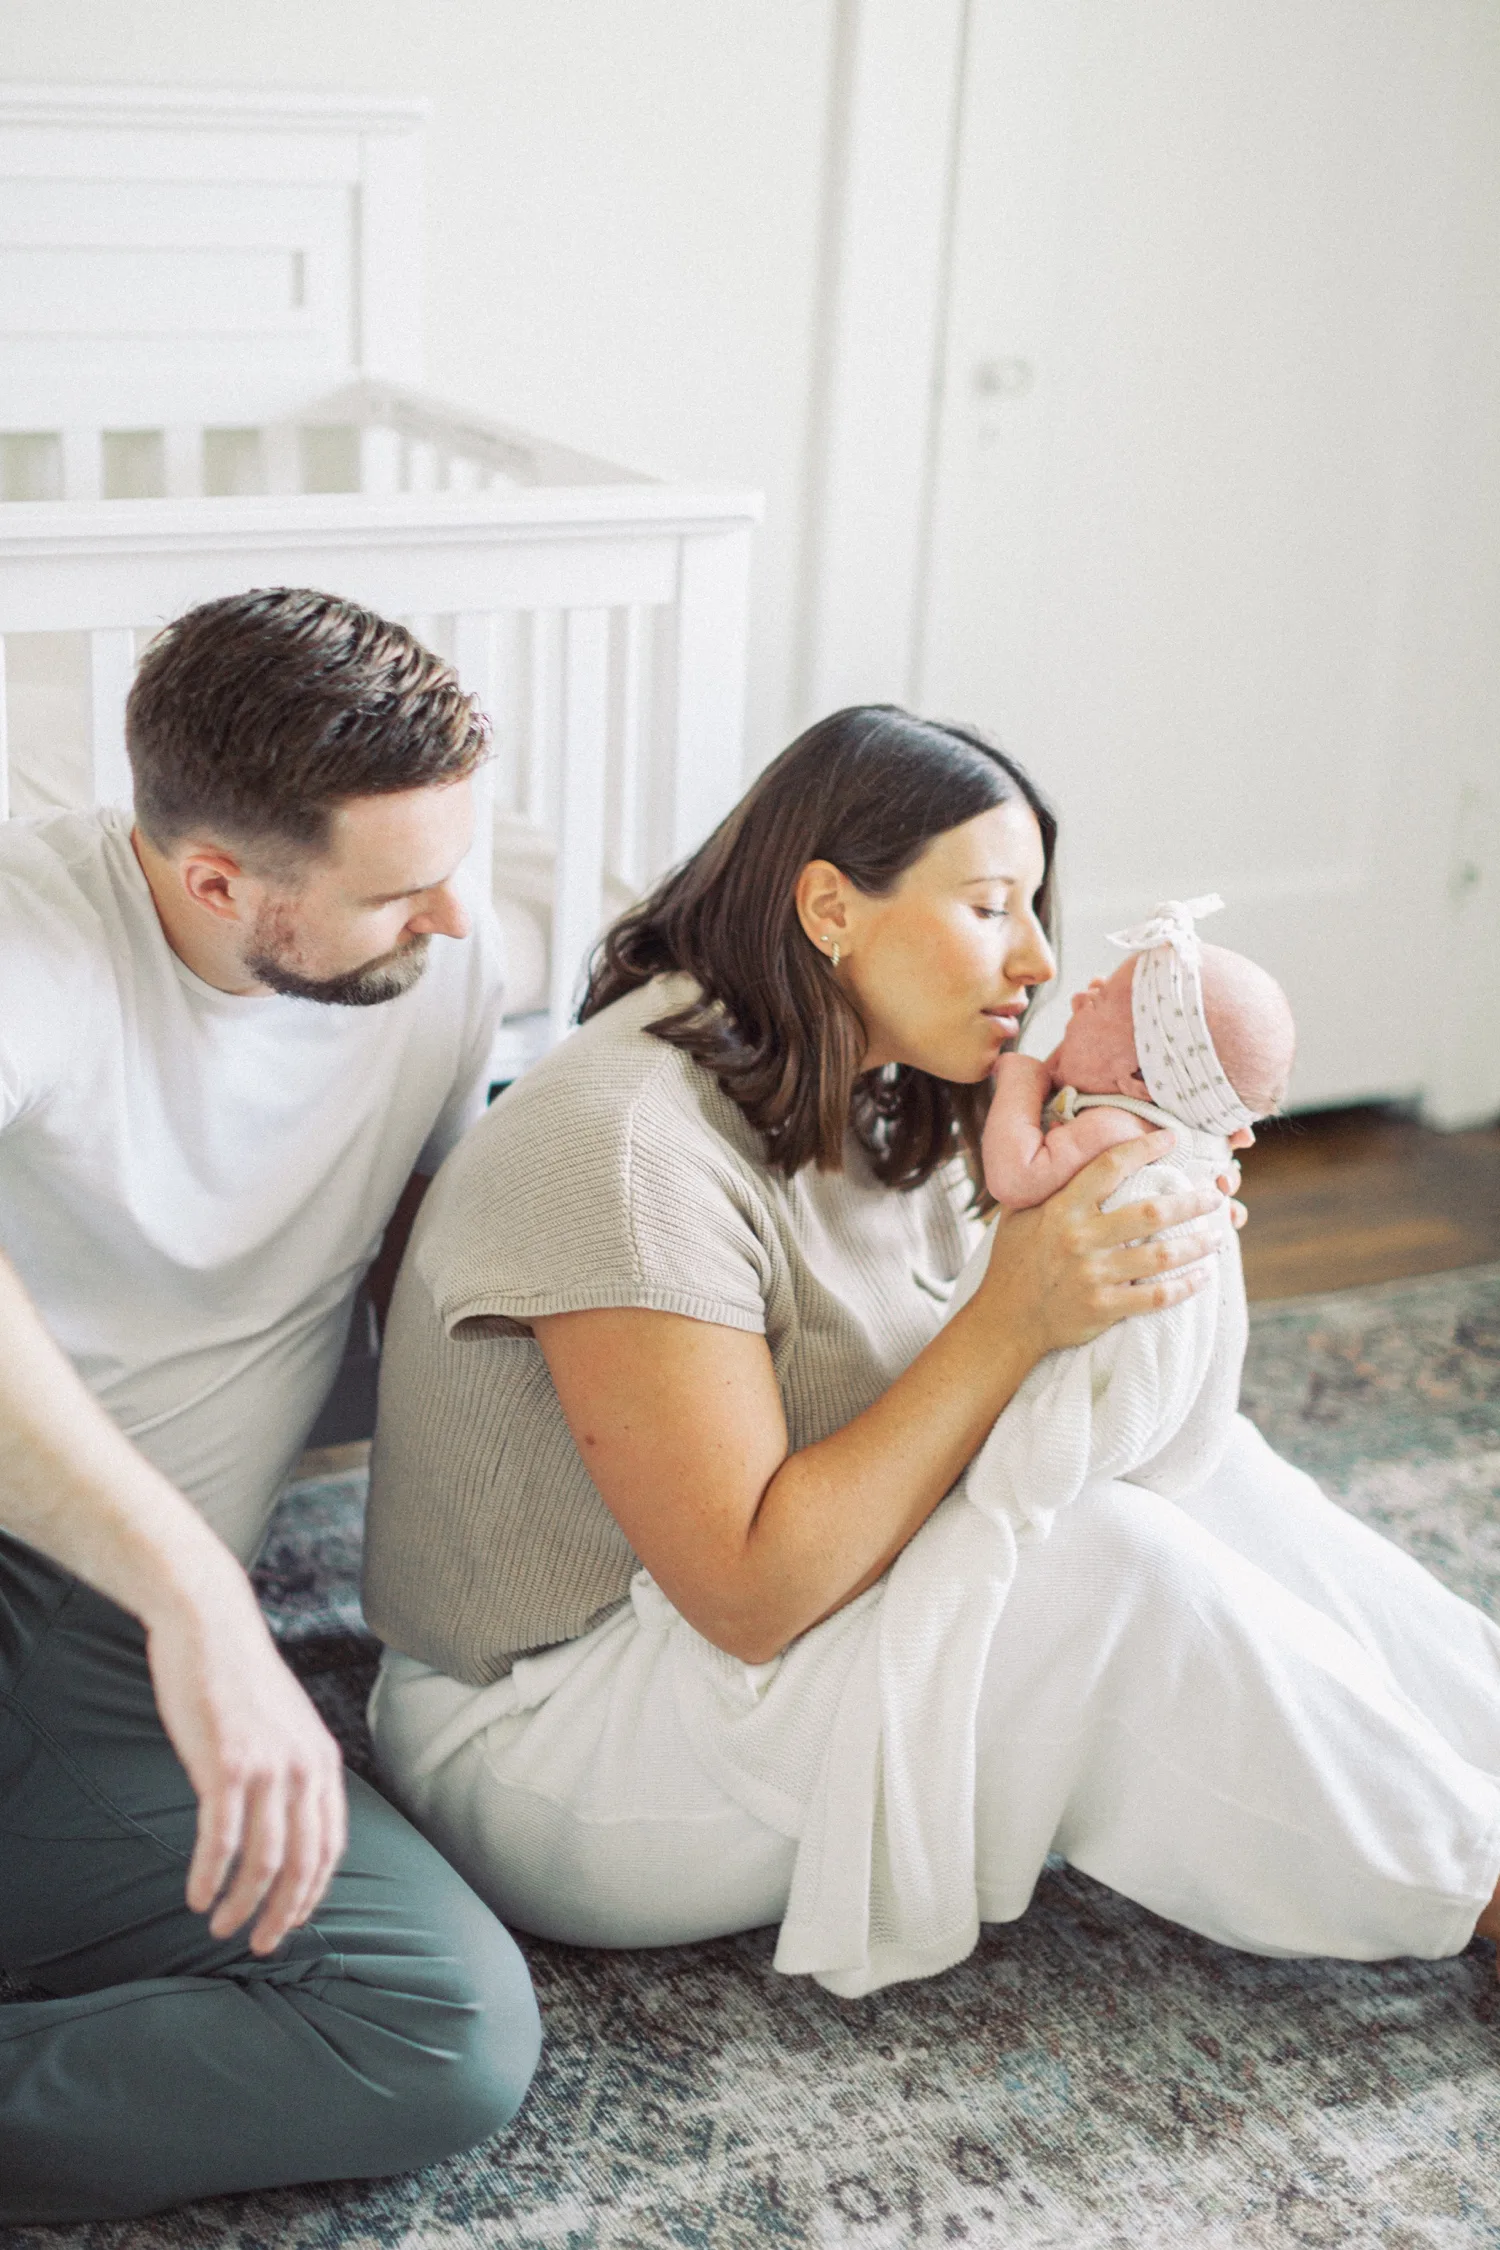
[996,1478,1261,1704]
[1031,1478,1223,1609]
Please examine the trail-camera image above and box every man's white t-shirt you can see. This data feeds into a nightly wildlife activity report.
[0,807,505,1562]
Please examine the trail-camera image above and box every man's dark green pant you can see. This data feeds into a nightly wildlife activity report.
[0,1531,542,2223]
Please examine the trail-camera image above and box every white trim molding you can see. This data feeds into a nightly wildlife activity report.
[0,85,429,134]
[794,0,968,724]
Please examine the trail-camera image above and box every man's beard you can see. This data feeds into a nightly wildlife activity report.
[244,912,432,1008]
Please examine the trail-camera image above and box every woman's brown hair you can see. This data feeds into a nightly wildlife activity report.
[580,705,1058,1193]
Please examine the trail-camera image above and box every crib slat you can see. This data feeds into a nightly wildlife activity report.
[452,611,499,904]
[549,609,610,1036]
[665,526,754,859]
[89,631,137,810]
[524,610,559,828]
[61,429,103,503]
[359,426,402,497]
[162,427,202,498]
[612,605,649,892]
[262,423,302,495]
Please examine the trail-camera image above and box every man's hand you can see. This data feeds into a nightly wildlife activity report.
[145,1575,347,1954]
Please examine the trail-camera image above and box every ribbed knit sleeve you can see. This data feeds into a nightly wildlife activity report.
[410,987,773,1337]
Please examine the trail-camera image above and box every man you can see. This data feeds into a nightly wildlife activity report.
[0,589,540,2223]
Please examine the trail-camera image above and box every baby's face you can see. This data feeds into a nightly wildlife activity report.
[1052,960,1147,1096]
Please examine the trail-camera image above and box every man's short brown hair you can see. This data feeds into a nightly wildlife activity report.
[126,587,487,858]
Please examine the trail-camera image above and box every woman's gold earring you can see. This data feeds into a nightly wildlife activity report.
[831,941,841,970]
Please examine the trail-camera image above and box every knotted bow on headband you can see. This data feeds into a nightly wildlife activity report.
[1106,894,1256,1137]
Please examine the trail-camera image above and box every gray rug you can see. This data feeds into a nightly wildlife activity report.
[6,1263,1500,2248]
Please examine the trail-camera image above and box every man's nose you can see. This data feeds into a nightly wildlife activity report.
[409,885,470,941]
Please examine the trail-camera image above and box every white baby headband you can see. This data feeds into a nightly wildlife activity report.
[1105,894,1256,1137]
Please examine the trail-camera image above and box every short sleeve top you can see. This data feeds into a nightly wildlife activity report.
[0,807,503,1562]
[363,975,981,1682]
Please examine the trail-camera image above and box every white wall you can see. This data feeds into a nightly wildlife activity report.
[3,0,839,770]
[6,5,1498,1114]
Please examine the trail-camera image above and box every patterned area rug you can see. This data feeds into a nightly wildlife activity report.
[5,1262,1500,2249]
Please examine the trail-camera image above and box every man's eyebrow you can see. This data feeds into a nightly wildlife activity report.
[365,879,444,905]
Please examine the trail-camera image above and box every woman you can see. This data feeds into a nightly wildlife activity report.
[362,708,1500,1994]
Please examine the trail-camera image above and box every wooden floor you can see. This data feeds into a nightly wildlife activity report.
[1238,1105,1500,1302]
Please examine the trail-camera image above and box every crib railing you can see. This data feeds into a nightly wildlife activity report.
[0,469,759,1071]
[0,381,652,507]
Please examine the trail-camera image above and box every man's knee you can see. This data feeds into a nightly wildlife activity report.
[430,1903,542,2154]
[352,1873,541,2165]
[304,1782,542,2169]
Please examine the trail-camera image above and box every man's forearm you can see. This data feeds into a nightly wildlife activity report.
[0,1249,241,1626]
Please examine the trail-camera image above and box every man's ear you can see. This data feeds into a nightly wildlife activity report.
[177,845,256,925]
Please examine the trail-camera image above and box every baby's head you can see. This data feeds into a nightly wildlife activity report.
[1055,937,1295,1133]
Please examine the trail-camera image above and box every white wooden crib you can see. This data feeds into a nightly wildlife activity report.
[0,85,761,1077]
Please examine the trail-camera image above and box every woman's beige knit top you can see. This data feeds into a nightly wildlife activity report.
[363,975,980,1685]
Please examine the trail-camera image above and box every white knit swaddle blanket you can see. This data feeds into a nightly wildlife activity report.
[659,1120,1245,1997]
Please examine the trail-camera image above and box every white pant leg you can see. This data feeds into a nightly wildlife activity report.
[1172,1415,1500,1775]
[373,1428,1500,1966]
[971,1468,1500,1961]
[371,1623,796,1948]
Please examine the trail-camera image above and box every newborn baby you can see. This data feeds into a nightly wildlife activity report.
[950,894,1296,1520]
[983,894,1296,1211]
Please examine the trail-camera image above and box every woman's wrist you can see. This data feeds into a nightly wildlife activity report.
[966,1208,1056,1364]
[940,1269,1049,1422]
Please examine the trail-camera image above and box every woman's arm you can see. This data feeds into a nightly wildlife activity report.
[0,1252,346,1955]
[982,1052,1149,1209]
[535,1129,1223,1663]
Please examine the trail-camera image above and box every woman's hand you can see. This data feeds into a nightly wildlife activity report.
[975,1129,1228,1361]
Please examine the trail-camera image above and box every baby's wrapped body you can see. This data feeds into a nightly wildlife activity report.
[961,1091,1246,1517]
[971,894,1293,1522]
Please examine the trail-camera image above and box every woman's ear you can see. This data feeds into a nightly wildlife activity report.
[794,858,853,952]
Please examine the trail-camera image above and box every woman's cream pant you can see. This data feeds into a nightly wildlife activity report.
[370,1421,1500,1967]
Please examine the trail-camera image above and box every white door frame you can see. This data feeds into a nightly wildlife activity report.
[797,0,1499,1128]
[793,0,967,723]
